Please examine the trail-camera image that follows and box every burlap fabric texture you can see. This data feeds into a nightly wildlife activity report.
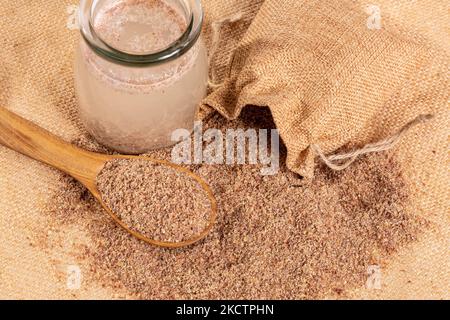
[0,0,448,299]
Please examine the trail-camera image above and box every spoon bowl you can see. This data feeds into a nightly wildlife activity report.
[0,107,217,248]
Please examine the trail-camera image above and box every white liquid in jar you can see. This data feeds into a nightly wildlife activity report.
[74,0,208,153]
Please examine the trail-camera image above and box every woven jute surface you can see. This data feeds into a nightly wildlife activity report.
[0,0,448,299]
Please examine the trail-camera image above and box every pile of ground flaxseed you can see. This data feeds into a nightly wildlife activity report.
[45,108,423,299]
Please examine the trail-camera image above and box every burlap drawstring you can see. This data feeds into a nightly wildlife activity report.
[312,114,434,171]
[207,12,244,89]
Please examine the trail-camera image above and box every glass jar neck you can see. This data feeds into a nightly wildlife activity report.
[79,0,203,67]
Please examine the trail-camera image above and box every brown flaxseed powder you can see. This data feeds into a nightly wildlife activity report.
[44,108,424,299]
[96,159,211,243]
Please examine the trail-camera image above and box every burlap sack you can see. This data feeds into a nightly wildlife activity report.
[205,0,450,178]
[0,0,448,299]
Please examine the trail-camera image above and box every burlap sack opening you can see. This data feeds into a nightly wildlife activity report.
[0,0,448,299]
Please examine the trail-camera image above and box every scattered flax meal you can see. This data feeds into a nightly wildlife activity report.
[96,159,211,243]
[44,108,424,299]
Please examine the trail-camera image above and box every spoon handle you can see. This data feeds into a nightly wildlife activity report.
[0,107,105,185]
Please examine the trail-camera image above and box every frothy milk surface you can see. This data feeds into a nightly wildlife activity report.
[93,0,187,54]
[75,0,208,153]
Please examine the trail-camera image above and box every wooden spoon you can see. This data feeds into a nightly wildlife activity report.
[0,107,217,248]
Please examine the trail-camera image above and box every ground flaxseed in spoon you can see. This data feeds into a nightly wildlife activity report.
[96,158,211,243]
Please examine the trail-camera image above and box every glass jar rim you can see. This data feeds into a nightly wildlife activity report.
[79,0,204,67]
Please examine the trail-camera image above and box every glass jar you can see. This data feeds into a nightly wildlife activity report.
[75,0,208,153]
